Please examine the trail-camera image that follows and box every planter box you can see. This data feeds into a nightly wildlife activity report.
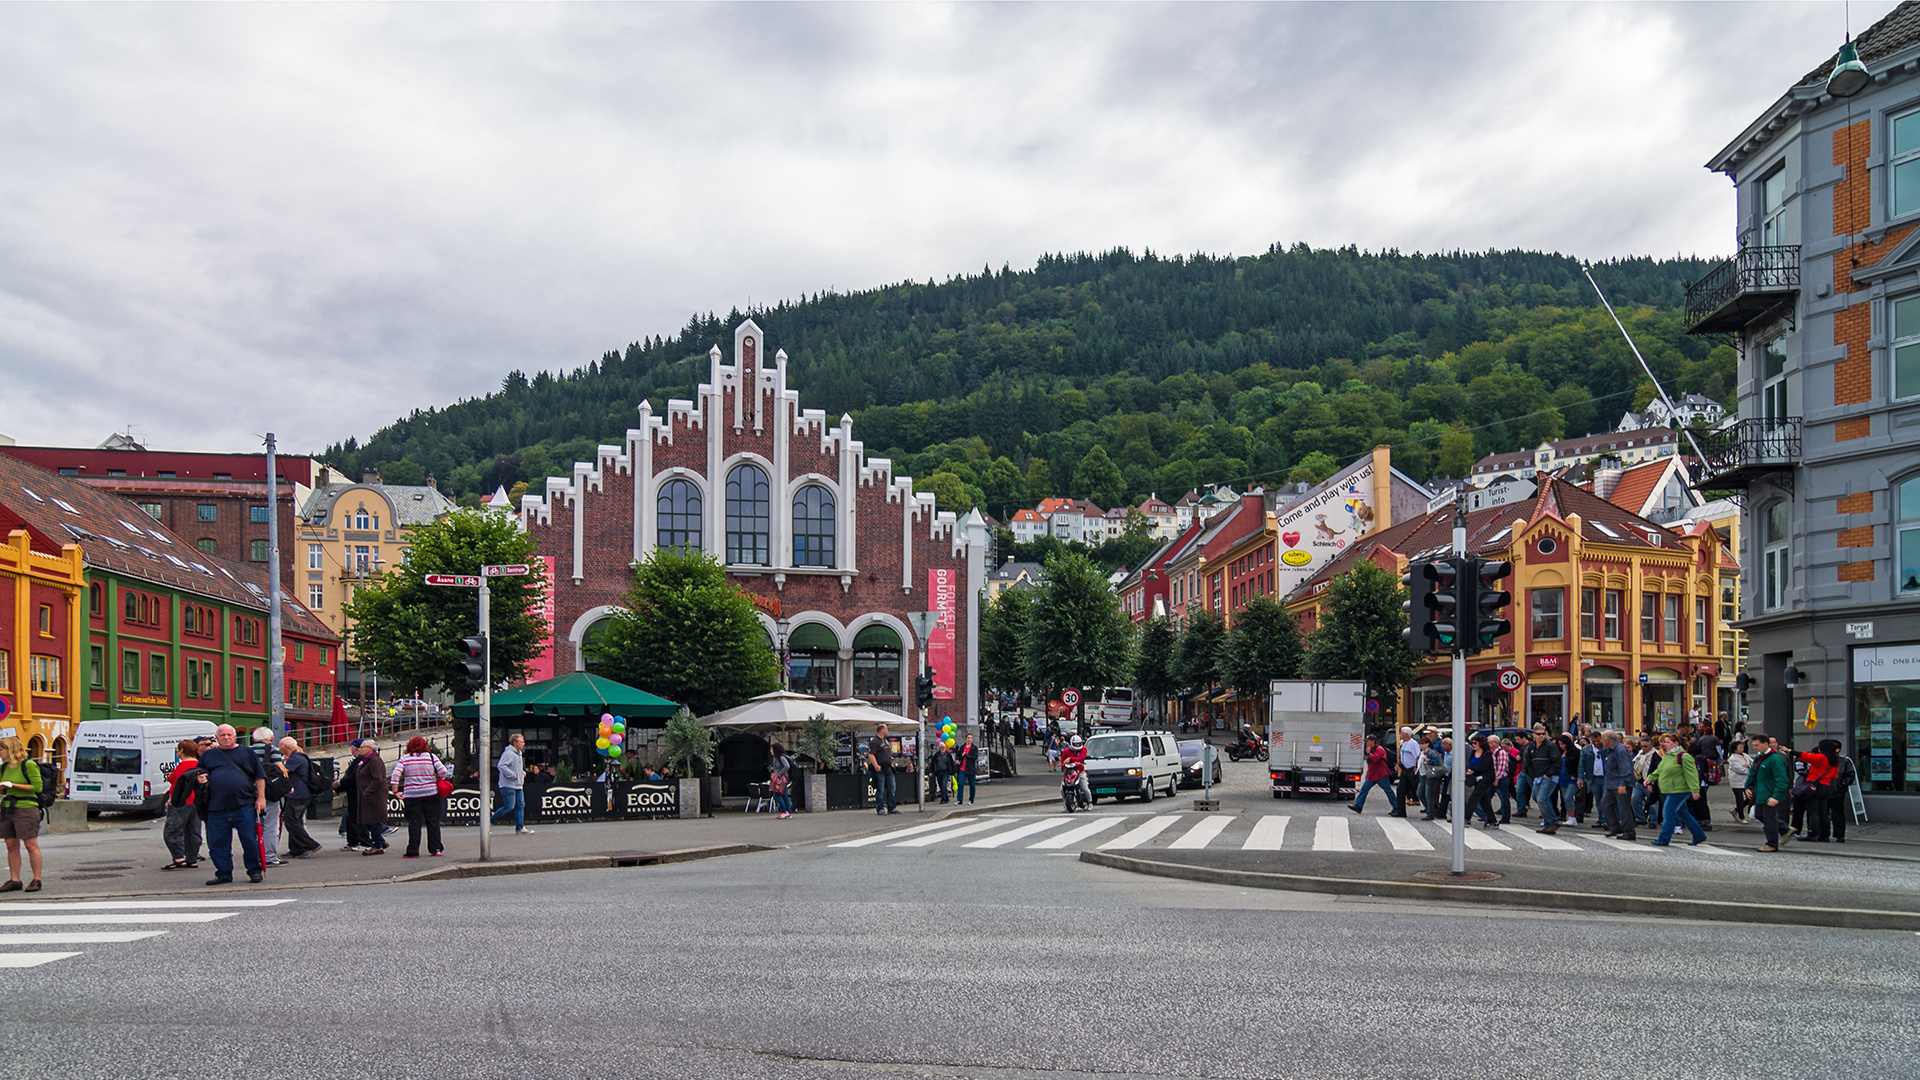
[678,778,700,819]
[804,771,825,813]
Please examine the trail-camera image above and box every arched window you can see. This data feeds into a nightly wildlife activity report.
[726,463,770,565]
[1899,478,1920,595]
[786,622,839,695]
[657,478,702,554]
[851,624,901,698]
[1762,500,1790,611]
[792,485,835,567]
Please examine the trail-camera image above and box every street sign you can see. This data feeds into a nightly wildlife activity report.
[484,564,531,577]
[1365,698,1380,713]
[1061,689,1081,707]
[424,574,483,588]
[1496,669,1523,692]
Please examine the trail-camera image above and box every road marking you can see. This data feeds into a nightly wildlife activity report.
[1461,828,1510,851]
[1312,816,1352,852]
[962,819,1075,849]
[1587,834,1659,852]
[830,821,958,848]
[0,952,80,968]
[0,931,170,944]
[0,900,296,910]
[1029,817,1126,849]
[1099,814,1184,850]
[1686,842,1752,858]
[0,913,239,927]
[1502,827,1582,851]
[1167,816,1235,850]
[1242,816,1288,850]
[889,820,1004,847]
[1376,816,1433,851]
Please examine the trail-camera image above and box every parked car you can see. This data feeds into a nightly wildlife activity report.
[1177,739,1222,788]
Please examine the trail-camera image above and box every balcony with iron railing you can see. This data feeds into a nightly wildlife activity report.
[1689,417,1801,492]
[1684,245,1800,335]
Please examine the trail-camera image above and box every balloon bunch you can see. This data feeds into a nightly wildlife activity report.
[595,713,628,758]
[938,716,958,750]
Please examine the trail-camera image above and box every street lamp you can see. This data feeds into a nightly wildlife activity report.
[776,616,792,691]
[1828,39,1870,98]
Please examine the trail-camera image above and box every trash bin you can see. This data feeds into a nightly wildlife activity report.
[307,756,339,819]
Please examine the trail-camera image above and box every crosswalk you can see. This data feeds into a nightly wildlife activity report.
[828,811,1754,860]
[0,898,295,968]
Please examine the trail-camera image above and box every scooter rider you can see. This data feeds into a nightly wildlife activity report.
[1060,734,1091,809]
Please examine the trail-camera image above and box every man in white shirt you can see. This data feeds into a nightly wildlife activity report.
[1395,726,1421,818]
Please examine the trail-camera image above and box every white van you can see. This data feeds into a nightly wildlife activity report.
[66,719,218,812]
[1083,729,1182,803]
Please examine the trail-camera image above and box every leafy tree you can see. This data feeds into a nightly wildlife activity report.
[584,547,781,716]
[1172,609,1227,700]
[1434,427,1476,478]
[979,586,1033,695]
[341,509,548,698]
[378,458,427,486]
[1288,451,1337,486]
[1023,550,1133,727]
[980,456,1027,517]
[1025,457,1055,500]
[915,471,973,515]
[661,707,716,777]
[1303,560,1419,706]
[1217,597,1305,698]
[1133,616,1180,722]
[1074,445,1125,509]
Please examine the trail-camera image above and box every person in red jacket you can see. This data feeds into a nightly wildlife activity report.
[1349,734,1402,815]
[1798,745,1837,841]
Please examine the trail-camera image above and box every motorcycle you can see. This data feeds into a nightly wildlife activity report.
[1061,759,1090,813]
[1226,735,1269,763]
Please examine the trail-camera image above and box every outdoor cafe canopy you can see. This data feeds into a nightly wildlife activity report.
[697,691,920,732]
[451,671,681,724]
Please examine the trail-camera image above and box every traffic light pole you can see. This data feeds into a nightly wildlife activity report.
[1450,494,1468,877]
[477,580,492,862]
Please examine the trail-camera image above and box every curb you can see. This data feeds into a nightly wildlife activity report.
[1078,850,1920,931]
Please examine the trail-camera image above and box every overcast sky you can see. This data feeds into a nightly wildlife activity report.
[0,2,1893,455]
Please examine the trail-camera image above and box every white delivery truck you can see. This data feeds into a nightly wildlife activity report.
[66,718,219,813]
[1267,680,1368,801]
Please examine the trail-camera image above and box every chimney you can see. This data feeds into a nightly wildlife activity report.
[426,473,437,490]
[362,470,382,486]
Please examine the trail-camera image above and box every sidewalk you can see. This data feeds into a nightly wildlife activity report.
[16,763,1060,900]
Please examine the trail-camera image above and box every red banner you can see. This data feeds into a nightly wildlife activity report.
[928,568,957,700]
[528,555,557,681]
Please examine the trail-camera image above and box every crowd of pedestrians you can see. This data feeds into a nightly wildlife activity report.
[1362,722,1859,852]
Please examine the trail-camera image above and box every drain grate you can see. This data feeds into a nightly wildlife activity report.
[59,873,127,881]
[76,861,135,868]
[117,826,154,832]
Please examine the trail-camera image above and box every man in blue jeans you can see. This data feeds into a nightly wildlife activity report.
[196,724,267,885]
[866,724,898,814]
[490,734,533,834]
[1348,734,1401,815]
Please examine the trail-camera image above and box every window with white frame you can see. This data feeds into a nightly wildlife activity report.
[656,478,702,554]
[308,544,323,570]
[309,584,324,609]
[1893,106,1920,218]
[1530,588,1563,641]
[1762,500,1790,611]
[1694,597,1709,649]
[725,463,770,565]
[1894,295,1920,401]
[1758,167,1788,246]
[1899,477,1920,595]
[1761,335,1789,424]
[791,485,835,567]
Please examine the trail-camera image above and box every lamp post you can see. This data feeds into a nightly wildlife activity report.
[776,616,792,691]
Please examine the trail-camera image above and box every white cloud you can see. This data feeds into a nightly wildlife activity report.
[0,1,1893,453]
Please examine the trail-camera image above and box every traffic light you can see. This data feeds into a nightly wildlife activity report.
[461,635,487,683]
[1424,558,1465,650]
[1470,559,1513,653]
[916,669,936,709]
[1401,559,1439,655]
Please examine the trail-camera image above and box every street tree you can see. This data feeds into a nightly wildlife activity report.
[1133,616,1180,723]
[585,547,781,717]
[979,585,1033,700]
[1023,550,1132,728]
[1172,608,1227,702]
[341,508,548,699]
[1217,596,1304,698]
[1302,559,1419,707]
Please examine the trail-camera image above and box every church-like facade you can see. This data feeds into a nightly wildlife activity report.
[520,320,989,722]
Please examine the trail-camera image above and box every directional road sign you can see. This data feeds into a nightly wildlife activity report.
[424,574,483,588]
[484,564,531,577]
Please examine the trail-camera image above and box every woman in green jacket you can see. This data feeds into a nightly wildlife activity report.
[0,736,43,891]
[1745,735,1793,852]
[1651,734,1707,846]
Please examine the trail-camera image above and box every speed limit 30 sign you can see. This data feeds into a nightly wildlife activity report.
[1497,669,1524,692]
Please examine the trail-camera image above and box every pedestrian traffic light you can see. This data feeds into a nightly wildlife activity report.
[1401,559,1439,655]
[461,635,487,682]
[916,669,936,709]
[1424,558,1464,650]
[1471,558,1513,653]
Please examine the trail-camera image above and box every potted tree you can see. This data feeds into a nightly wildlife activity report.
[795,713,838,813]
[661,708,714,818]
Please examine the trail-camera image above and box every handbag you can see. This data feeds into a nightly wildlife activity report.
[769,772,787,796]
[436,776,454,798]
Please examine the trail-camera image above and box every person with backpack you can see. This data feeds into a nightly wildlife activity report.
[251,727,291,866]
[0,736,44,892]
[278,736,323,859]
[162,738,204,870]
[196,724,267,885]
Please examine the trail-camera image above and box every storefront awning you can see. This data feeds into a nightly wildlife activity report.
[451,671,681,722]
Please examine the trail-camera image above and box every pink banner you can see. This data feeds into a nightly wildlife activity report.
[528,555,557,681]
[928,568,957,700]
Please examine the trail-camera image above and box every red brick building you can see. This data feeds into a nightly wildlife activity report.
[521,320,989,720]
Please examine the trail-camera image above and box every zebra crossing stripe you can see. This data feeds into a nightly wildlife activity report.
[0,913,238,927]
[830,821,955,848]
[1312,816,1352,852]
[1684,842,1752,858]
[1167,816,1235,850]
[1375,816,1433,851]
[1588,835,1660,852]
[1503,827,1581,851]
[1029,816,1126,849]
[1099,814,1185,850]
[0,953,80,968]
[1461,828,1510,851]
[0,931,168,945]
[1242,816,1288,850]
[0,900,295,910]
[890,820,1005,847]
[962,818,1075,849]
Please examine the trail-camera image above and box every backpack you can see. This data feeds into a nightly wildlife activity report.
[28,761,55,811]
[262,754,294,801]
[1702,754,1723,786]
[304,755,327,797]
[168,765,203,809]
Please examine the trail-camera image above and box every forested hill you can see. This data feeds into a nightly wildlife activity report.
[321,245,1731,518]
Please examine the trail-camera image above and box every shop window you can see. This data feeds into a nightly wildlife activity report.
[1900,478,1920,595]
[1530,588,1563,641]
[196,504,217,522]
[725,463,770,565]
[1856,681,1920,792]
[1762,501,1790,611]
[29,656,58,695]
[792,485,836,567]
[1641,592,1658,642]
[197,538,218,555]
[250,540,269,562]
[851,624,901,697]
[1579,588,1597,640]
[786,622,839,696]
[656,478,702,554]
[250,505,270,524]
[1603,590,1621,640]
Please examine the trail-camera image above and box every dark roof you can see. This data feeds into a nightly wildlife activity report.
[1798,2,1920,87]
[990,560,1045,582]
[0,452,335,641]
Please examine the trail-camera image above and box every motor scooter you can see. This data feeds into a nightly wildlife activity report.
[1061,758,1090,813]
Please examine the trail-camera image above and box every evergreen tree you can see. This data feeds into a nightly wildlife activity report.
[1074,445,1125,509]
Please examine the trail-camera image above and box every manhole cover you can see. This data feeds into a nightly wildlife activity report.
[59,873,126,881]
[1412,869,1502,883]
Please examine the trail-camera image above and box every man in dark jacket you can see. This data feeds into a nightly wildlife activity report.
[197,724,267,886]
[277,736,322,859]
[929,741,954,803]
[1525,728,1565,833]
[1746,735,1793,852]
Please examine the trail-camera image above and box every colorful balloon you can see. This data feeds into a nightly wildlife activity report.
[609,745,623,757]
[596,737,610,750]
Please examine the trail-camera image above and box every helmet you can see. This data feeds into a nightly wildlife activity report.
[1069,735,1084,748]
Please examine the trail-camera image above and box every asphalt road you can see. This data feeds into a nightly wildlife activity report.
[11,804,1918,1080]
